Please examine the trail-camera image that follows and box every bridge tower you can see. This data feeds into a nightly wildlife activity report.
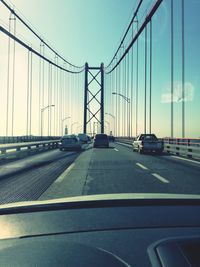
[83,63,104,134]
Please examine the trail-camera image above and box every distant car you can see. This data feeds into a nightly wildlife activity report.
[87,135,92,143]
[93,134,109,148]
[78,133,89,144]
[133,134,164,154]
[60,135,82,151]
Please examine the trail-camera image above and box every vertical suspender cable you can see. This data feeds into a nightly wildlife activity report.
[130,24,134,138]
[38,42,42,136]
[6,13,12,136]
[49,64,52,136]
[118,50,121,137]
[56,59,59,135]
[136,20,139,137]
[171,0,174,138]
[48,63,50,136]
[26,50,30,136]
[127,52,130,138]
[53,56,57,136]
[11,15,16,136]
[42,44,45,111]
[149,19,152,134]
[124,54,126,136]
[182,0,185,138]
[144,26,147,134]
[115,61,118,137]
[29,50,33,135]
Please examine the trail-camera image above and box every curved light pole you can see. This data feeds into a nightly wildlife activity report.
[112,92,131,138]
[93,121,99,136]
[71,122,79,134]
[41,105,55,137]
[76,125,83,134]
[105,113,115,136]
[104,120,110,135]
[61,116,71,135]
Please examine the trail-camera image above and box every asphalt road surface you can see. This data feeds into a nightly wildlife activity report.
[0,142,200,204]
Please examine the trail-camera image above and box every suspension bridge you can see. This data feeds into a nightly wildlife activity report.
[0,0,200,204]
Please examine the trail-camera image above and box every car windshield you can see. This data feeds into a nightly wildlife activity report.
[0,0,199,208]
[141,135,158,141]
[95,134,108,140]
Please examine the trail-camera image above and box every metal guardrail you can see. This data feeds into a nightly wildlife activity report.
[0,140,60,159]
[0,136,60,144]
[164,143,200,158]
[116,137,200,159]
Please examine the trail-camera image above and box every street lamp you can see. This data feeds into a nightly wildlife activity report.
[93,121,99,136]
[61,116,71,135]
[105,113,115,136]
[71,122,79,134]
[76,125,82,134]
[104,121,110,135]
[112,92,130,103]
[41,105,55,137]
[112,92,131,138]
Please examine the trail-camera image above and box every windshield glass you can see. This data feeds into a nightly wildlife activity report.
[0,0,199,206]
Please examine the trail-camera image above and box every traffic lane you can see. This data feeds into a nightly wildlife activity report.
[0,145,91,204]
[82,144,172,195]
[0,144,89,179]
[114,143,200,194]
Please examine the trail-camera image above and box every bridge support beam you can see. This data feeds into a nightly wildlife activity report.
[83,63,104,135]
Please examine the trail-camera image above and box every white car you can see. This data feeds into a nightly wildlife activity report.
[59,135,82,151]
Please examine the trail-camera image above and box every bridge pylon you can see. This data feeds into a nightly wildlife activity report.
[83,63,104,135]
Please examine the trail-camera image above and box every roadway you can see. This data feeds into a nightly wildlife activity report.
[0,142,200,204]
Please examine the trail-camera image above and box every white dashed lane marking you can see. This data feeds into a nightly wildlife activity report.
[136,163,149,170]
[114,148,119,152]
[151,173,170,183]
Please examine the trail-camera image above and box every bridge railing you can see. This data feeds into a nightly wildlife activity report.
[0,136,60,144]
[115,137,200,159]
[0,140,60,160]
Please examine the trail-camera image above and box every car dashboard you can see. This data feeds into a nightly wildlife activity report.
[0,195,200,266]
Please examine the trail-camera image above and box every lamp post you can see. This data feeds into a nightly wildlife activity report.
[61,116,71,135]
[71,122,79,134]
[41,105,55,137]
[104,121,110,135]
[93,121,99,136]
[112,92,131,138]
[76,125,82,134]
[105,113,115,136]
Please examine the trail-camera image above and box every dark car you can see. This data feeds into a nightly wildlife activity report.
[93,134,109,148]
[59,135,82,151]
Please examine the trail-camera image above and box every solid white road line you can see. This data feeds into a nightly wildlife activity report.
[136,163,149,170]
[55,163,75,183]
[114,148,119,152]
[171,155,200,165]
[152,173,169,183]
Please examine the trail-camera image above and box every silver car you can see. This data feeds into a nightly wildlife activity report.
[59,135,82,151]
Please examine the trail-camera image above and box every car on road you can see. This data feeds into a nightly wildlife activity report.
[93,134,109,148]
[133,134,164,154]
[59,135,82,151]
[78,133,89,144]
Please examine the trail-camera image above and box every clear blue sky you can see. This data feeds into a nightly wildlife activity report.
[8,0,136,66]
[0,0,200,138]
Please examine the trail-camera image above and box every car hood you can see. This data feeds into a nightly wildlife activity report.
[1,193,200,210]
